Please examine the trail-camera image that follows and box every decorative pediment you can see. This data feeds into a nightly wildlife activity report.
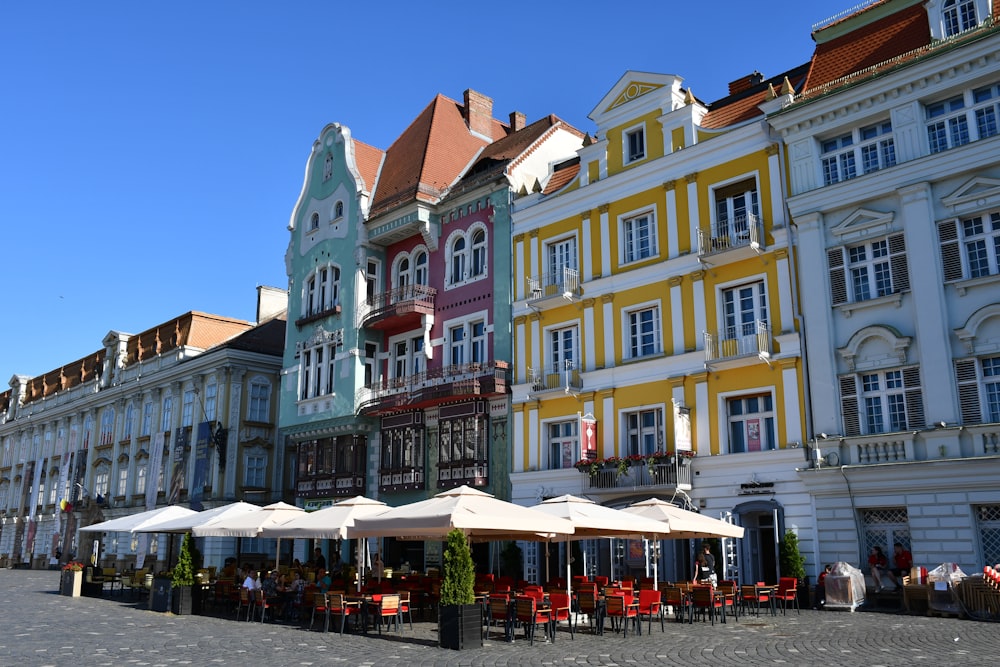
[941,176,1000,210]
[299,325,344,351]
[605,81,666,112]
[589,71,682,125]
[831,208,894,239]
[838,324,911,372]
[955,303,1000,355]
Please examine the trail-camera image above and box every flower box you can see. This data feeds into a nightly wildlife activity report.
[61,569,82,597]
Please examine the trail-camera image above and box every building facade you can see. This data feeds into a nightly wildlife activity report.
[280,90,583,569]
[509,70,809,585]
[768,0,1000,574]
[0,288,286,570]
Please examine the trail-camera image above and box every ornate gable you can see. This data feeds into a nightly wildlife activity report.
[831,208,894,240]
[941,176,1000,211]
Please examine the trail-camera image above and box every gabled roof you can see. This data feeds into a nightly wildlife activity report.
[802,1,930,92]
[352,140,384,193]
[369,94,507,217]
[701,63,811,129]
[542,158,580,195]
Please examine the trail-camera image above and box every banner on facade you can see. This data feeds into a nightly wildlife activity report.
[52,434,69,559]
[167,427,190,505]
[673,400,692,452]
[70,430,90,504]
[580,414,598,460]
[147,432,165,510]
[190,421,212,511]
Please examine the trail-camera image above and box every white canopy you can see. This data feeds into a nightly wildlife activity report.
[347,486,576,540]
[77,505,197,534]
[192,501,304,538]
[623,498,745,539]
[133,501,261,534]
[529,495,672,539]
[259,496,388,540]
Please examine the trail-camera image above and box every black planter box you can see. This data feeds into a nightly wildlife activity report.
[149,577,171,612]
[171,585,193,615]
[438,604,483,650]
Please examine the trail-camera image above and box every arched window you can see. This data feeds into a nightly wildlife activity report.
[335,201,344,218]
[471,227,487,277]
[310,212,320,230]
[161,396,173,433]
[396,256,411,289]
[943,0,977,35]
[451,236,466,284]
[414,251,428,286]
[323,153,333,180]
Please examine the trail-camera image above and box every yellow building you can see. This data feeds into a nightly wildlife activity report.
[510,71,808,584]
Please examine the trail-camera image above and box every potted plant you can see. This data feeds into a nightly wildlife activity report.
[170,532,196,615]
[438,528,482,650]
[61,561,84,597]
[779,529,809,608]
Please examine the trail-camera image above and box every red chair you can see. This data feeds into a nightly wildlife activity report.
[514,595,552,645]
[741,584,773,617]
[367,593,401,635]
[637,588,664,633]
[604,592,639,637]
[485,594,514,642]
[575,588,603,635]
[326,593,361,635]
[548,592,574,640]
[777,577,800,615]
[594,575,609,588]
[662,585,691,624]
[690,585,725,625]
[236,586,254,622]
[255,591,276,623]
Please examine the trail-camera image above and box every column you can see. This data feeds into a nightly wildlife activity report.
[692,372,710,455]
[601,293,615,369]
[582,298,596,371]
[765,144,785,229]
[598,204,611,279]
[600,389,615,458]
[774,248,793,335]
[580,210,594,282]
[669,276,684,355]
[691,271,706,351]
[685,172,699,253]
[513,233,525,301]
[663,180,678,259]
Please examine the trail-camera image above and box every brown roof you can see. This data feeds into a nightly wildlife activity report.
[803,1,930,92]
[369,94,506,217]
[221,316,286,356]
[701,64,810,129]
[542,159,580,195]
[353,140,384,192]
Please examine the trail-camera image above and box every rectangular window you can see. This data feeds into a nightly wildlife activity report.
[546,237,577,289]
[248,380,270,422]
[848,239,892,300]
[723,281,768,340]
[438,415,487,464]
[829,234,909,306]
[204,383,217,422]
[450,325,466,366]
[984,357,1000,423]
[627,306,661,359]
[141,402,153,437]
[94,469,110,497]
[471,320,486,364]
[861,370,908,434]
[727,394,775,453]
[713,179,759,241]
[821,122,896,186]
[117,468,128,497]
[963,212,1000,278]
[182,390,195,427]
[135,465,147,496]
[625,125,645,162]
[549,325,578,374]
[547,420,578,470]
[161,397,172,433]
[245,455,266,488]
[625,408,663,457]
[380,426,424,472]
[622,212,656,264]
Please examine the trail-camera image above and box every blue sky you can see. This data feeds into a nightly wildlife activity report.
[1,0,853,380]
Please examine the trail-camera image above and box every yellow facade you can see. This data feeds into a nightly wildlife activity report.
[510,71,805,504]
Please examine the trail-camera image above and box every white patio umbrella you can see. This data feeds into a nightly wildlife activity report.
[133,501,262,534]
[622,498,745,540]
[193,501,305,570]
[528,494,672,593]
[78,505,197,533]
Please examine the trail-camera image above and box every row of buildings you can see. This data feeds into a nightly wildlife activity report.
[3,0,999,584]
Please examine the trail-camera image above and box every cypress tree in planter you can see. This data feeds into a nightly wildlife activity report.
[438,528,482,650]
[170,532,196,615]
[778,529,808,608]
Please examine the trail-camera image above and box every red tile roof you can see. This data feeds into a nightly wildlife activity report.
[701,64,810,129]
[802,2,930,93]
[542,159,580,195]
[353,140,384,193]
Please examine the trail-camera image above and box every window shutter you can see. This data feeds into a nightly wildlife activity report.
[902,366,925,429]
[828,247,848,306]
[888,233,909,292]
[955,358,982,425]
[938,220,963,282]
[839,375,861,436]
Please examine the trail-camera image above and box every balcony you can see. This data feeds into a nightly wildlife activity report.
[582,460,693,495]
[526,268,581,308]
[811,425,1000,468]
[527,360,583,395]
[357,360,510,415]
[295,303,342,328]
[437,461,489,489]
[379,467,425,493]
[697,213,765,258]
[296,472,365,499]
[704,321,771,365]
[358,284,436,330]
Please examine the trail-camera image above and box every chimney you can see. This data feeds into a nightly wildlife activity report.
[728,71,765,96]
[463,89,494,137]
[509,111,526,132]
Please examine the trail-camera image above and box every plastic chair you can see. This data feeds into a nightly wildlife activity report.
[777,577,800,615]
[548,592,574,640]
[514,595,551,645]
[637,588,664,633]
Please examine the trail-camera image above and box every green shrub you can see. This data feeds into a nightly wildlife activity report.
[439,528,475,606]
[171,533,196,588]
[779,529,806,581]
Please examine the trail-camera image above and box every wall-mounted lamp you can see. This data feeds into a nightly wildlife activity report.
[936,421,948,428]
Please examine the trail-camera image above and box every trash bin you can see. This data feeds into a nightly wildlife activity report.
[149,576,171,612]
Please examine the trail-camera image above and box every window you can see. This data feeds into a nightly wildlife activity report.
[829,234,909,305]
[624,408,663,457]
[450,236,466,284]
[821,121,896,185]
[203,383,217,422]
[99,408,115,445]
[546,237,577,289]
[973,83,1000,140]
[714,179,759,242]
[956,356,1000,424]
[722,281,767,341]
[182,390,195,427]
[625,124,646,163]
[245,454,266,488]
[927,95,970,152]
[414,251,428,286]
[626,305,661,359]
[444,317,489,368]
[450,325,466,366]
[48,473,58,505]
[380,425,424,472]
[395,256,411,289]
[248,378,271,421]
[471,229,487,277]
[727,394,775,453]
[123,403,134,440]
[622,211,657,264]
[161,397,172,433]
[141,401,153,437]
[547,420,578,470]
[943,0,977,36]
[334,200,344,218]
[938,211,1000,281]
[117,467,128,497]
[366,259,379,305]
[323,153,333,180]
[310,212,320,231]
[839,367,924,436]
[304,265,341,316]
[135,464,147,496]
[438,415,487,464]
[549,325,578,375]
[94,466,110,497]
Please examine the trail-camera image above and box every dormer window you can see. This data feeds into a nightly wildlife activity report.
[943,0,977,36]
[624,123,646,164]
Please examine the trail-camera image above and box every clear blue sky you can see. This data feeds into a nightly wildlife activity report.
[1,0,852,380]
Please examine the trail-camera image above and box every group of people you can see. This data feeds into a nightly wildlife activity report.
[868,542,913,592]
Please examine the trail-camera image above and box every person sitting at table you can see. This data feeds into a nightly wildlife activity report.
[316,567,333,594]
[242,568,261,593]
[868,546,889,592]
[887,542,912,588]
[260,570,287,619]
[692,553,713,585]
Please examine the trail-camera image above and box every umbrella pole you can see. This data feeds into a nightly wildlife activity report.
[565,538,571,599]
[355,539,362,593]
[275,537,281,572]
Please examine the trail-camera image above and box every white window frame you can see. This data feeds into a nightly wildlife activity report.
[820,120,897,185]
[547,323,579,375]
[123,402,134,440]
[366,258,380,305]
[471,227,487,278]
[725,393,776,453]
[712,176,760,243]
[925,81,1000,154]
[394,254,411,290]
[182,389,195,427]
[141,401,153,437]
[445,224,489,288]
[135,463,147,496]
[414,248,429,286]
[719,278,768,342]
[100,408,115,445]
[545,418,579,470]
[245,453,267,488]
[621,405,665,458]
[303,264,341,317]
[309,211,320,231]
[161,396,173,433]
[117,466,129,497]
[94,465,110,498]
[623,122,646,164]
[860,369,909,434]
[248,377,271,421]
[623,300,662,360]
[389,331,426,380]
[847,238,894,301]
[203,382,217,422]
[443,310,490,368]
[943,0,978,35]
[620,208,658,265]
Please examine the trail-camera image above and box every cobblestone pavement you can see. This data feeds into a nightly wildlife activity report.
[3,570,998,666]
